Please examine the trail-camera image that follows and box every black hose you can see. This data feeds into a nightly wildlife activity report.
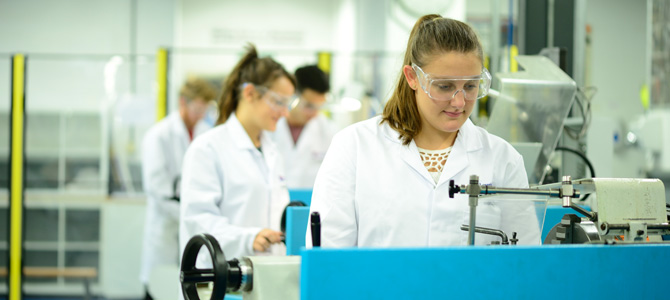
[554,146,596,201]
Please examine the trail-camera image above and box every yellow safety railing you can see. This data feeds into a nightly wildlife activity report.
[156,48,168,121]
[317,51,332,74]
[10,54,26,300]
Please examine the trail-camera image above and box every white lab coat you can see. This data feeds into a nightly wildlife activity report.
[271,115,336,189]
[179,113,289,262]
[140,112,210,284]
[307,116,541,248]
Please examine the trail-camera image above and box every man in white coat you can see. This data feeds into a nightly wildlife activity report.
[272,65,336,189]
[140,78,216,300]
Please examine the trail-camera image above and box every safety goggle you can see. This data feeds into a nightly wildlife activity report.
[248,84,294,111]
[411,63,491,102]
[290,96,325,112]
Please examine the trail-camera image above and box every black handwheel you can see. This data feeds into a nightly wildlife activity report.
[180,233,229,300]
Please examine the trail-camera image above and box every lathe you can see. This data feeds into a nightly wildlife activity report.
[180,176,670,300]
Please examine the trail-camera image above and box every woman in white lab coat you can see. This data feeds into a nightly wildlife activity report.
[308,15,541,248]
[179,45,295,261]
[140,78,215,298]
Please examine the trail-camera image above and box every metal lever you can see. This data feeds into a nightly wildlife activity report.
[310,212,321,247]
[460,225,513,245]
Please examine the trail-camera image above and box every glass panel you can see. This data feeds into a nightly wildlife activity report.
[64,251,98,284]
[0,54,8,296]
[65,158,101,191]
[24,250,58,284]
[0,56,9,191]
[24,57,108,193]
[65,210,100,242]
[25,112,60,189]
[0,208,6,242]
[0,250,6,268]
[25,208,59,242]
[20,54,159,195]
[109,57,156,194]
[651,0,670,108]
[487,56,577,183]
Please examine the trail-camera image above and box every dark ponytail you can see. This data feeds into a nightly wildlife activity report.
[216,44,295,125]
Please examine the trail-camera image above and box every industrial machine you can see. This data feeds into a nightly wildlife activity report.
[180,175,670,300]
[449,175,670,244]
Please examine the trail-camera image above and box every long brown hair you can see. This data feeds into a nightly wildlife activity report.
[381,14,484,145]
[217,44,295,125]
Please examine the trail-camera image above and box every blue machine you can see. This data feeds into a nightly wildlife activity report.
[285,207,310,255]
[181,181,669,300]
[300,245,670,299]
[288,189,313,206]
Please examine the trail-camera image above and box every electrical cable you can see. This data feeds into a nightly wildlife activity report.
[564,86,596,140]
[554,146,596,202]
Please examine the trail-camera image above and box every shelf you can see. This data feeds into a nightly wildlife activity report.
[24,282,101,296]
[24,191,107,205]
[24,241,99,251]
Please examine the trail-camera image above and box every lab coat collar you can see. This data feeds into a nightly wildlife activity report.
[169,111,210,142]
[276,115,322,150]
[168,112,190,145]
[226,113,279,184]
[226,113,257,150]
[381,117,483,187]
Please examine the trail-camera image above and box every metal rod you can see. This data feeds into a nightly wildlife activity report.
[461,225,509,244]
[647,224,670,230]
[479,186,563,197]
[468,196,477,245]
[466,175,480,246]
[569,203,597,221]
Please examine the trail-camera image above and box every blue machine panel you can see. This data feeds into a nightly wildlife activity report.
[288,189,313,206]
[286,207,310,255]
[300,244,670,299]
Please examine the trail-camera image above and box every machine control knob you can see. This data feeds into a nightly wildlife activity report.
[448,180,461,198]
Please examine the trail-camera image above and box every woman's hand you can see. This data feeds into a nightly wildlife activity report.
[253,229,284,252]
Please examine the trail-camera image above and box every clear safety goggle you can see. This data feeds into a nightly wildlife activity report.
[247,84,294,111]
[412,63,492,102]
[289,96,326,111]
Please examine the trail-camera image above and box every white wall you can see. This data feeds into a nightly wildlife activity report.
[171,0,468,121]
[0,0,175,113]
[585,0,648,178]
[586,0,647,123]
[170,0,341,112]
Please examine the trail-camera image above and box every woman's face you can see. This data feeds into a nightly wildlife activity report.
[252,75,294,131]
[404,51,482,134]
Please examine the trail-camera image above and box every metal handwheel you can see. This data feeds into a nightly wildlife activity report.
[180,233,233,300]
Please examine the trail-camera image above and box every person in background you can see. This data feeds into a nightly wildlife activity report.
[307,15,540,248]
[140,77,216,300]
[179,44,295,264]
[272,65,336,189]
